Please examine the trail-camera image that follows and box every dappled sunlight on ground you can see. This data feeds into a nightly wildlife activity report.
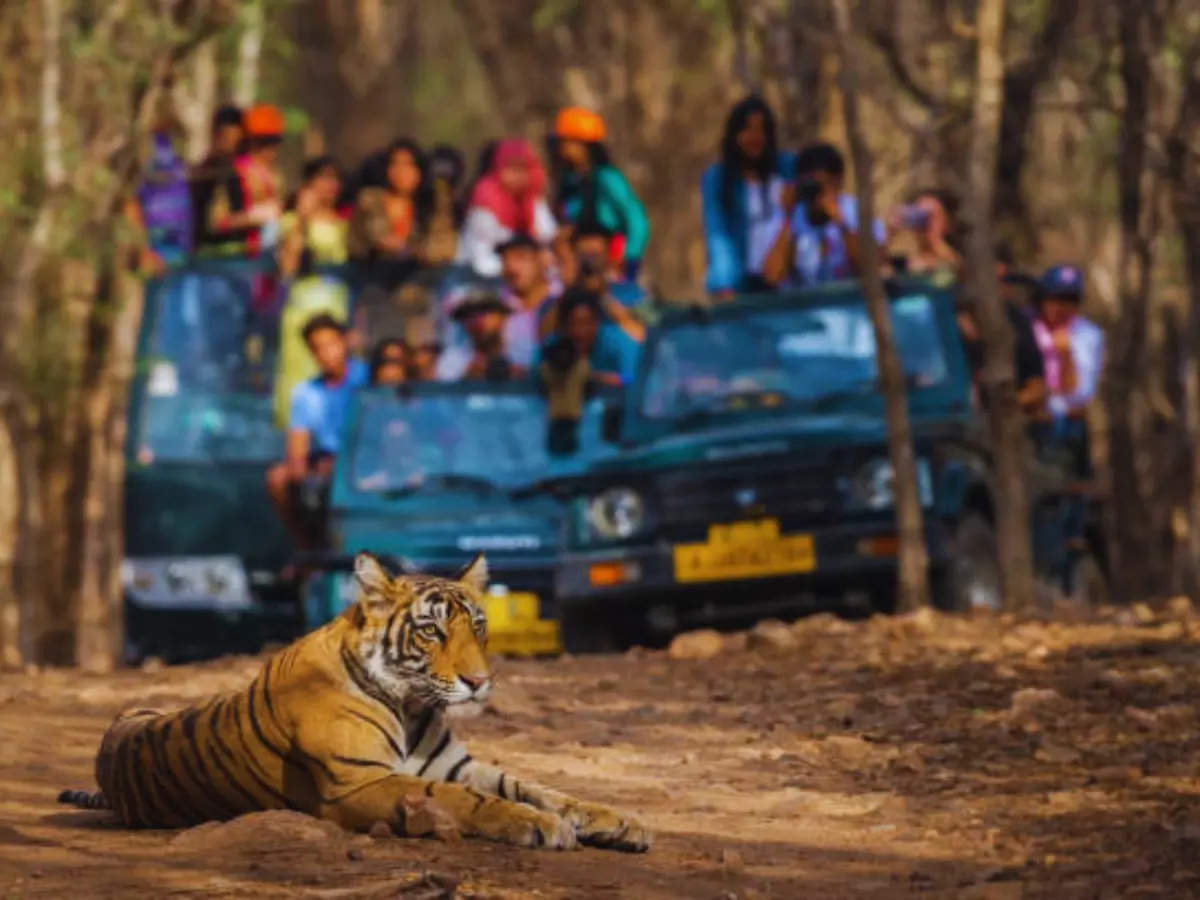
[0,604,1197,896]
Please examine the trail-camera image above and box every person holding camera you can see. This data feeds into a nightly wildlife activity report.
[762,142,884,288]
[537,311,595,457]
[541,221,646,343]
[534,287,639,390]
[887,188,961,282]
[435,287,526,383]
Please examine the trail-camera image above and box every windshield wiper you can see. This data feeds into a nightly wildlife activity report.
[381,474,501,499]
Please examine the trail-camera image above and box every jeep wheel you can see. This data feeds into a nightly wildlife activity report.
[934,513,1002,612]
[1066,552,1108,608]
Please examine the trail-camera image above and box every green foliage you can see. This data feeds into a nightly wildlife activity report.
[281,105,309,135]
[532,0,579,32]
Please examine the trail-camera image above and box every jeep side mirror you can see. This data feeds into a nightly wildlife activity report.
[602,402,624,444]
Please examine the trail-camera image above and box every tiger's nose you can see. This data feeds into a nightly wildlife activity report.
[459,673,491,693]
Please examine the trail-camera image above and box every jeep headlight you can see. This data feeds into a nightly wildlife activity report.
[121,556,252,611]
[847,458,933,510]
[587,487,645,540]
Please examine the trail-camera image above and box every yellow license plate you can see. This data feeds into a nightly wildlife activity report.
[673,518,816,583]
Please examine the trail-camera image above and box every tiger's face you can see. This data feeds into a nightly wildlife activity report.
[347,553,492,708]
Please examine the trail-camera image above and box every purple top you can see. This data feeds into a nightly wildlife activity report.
[137,133,192,257]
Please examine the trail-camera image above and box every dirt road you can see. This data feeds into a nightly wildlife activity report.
[0,606,1197,898]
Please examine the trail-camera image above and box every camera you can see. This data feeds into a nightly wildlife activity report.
[577,253,605,281]
[543,336,579,373]
[796,177,830,227]
[484,355,514,382]
[898,204,931,230]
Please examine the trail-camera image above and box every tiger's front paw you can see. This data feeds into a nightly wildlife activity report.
[482,805,578,850]
[565,802,652,852]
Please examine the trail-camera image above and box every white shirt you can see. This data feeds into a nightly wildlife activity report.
[744,175,787,277]
[454,200,558,278]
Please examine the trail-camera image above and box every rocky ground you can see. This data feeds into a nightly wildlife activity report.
[0,603,1198,898]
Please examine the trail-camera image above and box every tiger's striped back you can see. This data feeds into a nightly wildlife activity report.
[59,554,651,852]
[84,667,309,827]
[61,554,492,829]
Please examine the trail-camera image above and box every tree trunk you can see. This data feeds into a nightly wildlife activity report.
[73,264,142,672]
[291,0,421,166]
[993,0,1080,252]
[175,38,218,163]
[0,0,234,667]
[0,410,20,669]
[1168,41,1200,597]
[1105,0,1157,603]
[1182,251,1200,599]
[832,0,929,611]
[233,0,264,108]
[728,0,751,91]
[963,0,1037,612]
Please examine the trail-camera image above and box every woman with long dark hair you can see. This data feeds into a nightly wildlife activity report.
[347,138,431,278]
[701,95,795,296]
[549,107,649,281]
[278,156,348,277]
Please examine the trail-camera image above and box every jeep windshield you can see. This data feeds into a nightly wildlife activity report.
[135,268,283,463]
[638,292,950,424]
[348,388,604,495]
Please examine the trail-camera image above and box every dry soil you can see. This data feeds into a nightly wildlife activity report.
[0,605,1198,898]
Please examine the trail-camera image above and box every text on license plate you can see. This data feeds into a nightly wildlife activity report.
[672,518,816,583]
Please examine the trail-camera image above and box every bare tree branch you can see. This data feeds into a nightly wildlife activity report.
[864,18,939,110]
[39,0,64,190]
[963,0,1038,613]
[234,0,264,107]
[832,0,931,611]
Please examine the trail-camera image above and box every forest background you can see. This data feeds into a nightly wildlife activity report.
[1,0,1198,669]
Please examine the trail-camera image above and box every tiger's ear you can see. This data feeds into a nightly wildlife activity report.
[456,553,489,594]
[353,553,393,615]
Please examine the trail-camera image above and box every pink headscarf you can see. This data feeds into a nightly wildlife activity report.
[468,138,547,233]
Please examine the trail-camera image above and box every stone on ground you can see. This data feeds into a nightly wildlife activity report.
[667,629,724,660]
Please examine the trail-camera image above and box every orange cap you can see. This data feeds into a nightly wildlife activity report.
[243,103,285,138]
[554,106,606,143]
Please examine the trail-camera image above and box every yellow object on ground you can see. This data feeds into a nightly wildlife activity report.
[484,591,562,657]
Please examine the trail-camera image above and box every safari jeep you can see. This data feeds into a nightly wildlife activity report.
[305,383,616,655]
[123,260,299,661]
[552,281,1107,651]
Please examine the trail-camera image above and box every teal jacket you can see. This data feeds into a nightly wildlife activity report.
[559,165,650,263]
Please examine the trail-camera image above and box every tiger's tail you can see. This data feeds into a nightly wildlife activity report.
[57,789,111,811]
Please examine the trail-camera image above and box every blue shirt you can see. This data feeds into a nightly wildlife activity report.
[701,152,797,294]
[288,358,368,454]
[789,193,885,287]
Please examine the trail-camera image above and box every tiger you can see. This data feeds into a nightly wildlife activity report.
[58,552,650,852]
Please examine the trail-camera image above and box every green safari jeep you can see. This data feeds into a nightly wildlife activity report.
[123,261,299,661]
[552,281,1107,651]
[303,383,617,654]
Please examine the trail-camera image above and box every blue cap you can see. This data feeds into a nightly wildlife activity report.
[1040,264,1084,298]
